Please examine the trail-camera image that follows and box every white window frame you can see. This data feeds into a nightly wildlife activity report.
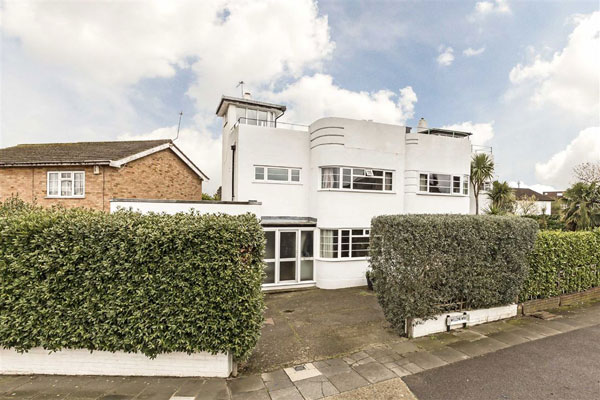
[236,106,274,127]
[263,228,315,286]
[319,166,394,193]
[46,171,85,198]
[254,165,302,184]
[319,228,371,260]
[418,172,469,196]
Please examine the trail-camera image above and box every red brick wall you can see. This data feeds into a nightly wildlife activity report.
[0,149,203,211]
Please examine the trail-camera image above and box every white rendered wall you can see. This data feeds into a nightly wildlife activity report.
[315,258,368,289]
[404,133,471,214]
[309,118,406,228]
[235,124,311,217]
[408,304,517,338]
[110,200,262,218]
[0,348,232,377]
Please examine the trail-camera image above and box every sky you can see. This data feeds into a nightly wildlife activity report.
[1,0,599,195]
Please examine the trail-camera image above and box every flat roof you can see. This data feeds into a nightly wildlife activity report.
[215,95,286,117]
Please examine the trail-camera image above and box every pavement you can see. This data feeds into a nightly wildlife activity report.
[1,297,599,400]
[403,324,600,400]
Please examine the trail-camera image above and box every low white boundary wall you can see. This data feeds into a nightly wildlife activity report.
[407,304,518,338]
[0,348,232,377]
[110,199,262,218]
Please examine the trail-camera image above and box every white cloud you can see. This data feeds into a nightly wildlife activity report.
[463,47,486,57]
[437,46,455,66]
[264,74,417,125]
[470,0,511,19]
[118,126,222,195]
[441,121,495,146]
[508,11,599,118]
[535,126,600,188]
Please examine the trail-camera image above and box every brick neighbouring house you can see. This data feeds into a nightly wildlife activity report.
[0,139,209,211]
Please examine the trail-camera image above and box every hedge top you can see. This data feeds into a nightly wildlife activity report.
[0,203,265,360]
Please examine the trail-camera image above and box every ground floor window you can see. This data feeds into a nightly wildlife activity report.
[263,228,314,285]
[320,228,370,259]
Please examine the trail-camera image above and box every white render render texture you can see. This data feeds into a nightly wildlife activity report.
[214,95,480,290]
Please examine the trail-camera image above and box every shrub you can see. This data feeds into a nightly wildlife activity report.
[369,214,538,333]
[521,230,600,300]
[0,206,265,360]
[522,214,565,231]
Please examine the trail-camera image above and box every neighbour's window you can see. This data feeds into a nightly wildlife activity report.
[47,171,85,198]
[320,167,393,192]
[419,173,468,195]
[320,228,370,259]
[254,166,301,183]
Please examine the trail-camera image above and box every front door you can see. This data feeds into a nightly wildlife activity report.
[263,228,314,286]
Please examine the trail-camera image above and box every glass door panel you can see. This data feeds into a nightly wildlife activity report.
[263,231,276,284]
[279,231,297,282]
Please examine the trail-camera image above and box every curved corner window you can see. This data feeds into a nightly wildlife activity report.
[320,167,393,192]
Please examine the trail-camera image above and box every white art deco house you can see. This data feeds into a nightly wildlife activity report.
[214,94,476,290]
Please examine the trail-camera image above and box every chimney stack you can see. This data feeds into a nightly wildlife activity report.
[243,92,252,99]
[417,117,428,133]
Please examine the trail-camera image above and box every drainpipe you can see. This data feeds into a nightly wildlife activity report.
[231,144,236,201]
[274,110,285,128]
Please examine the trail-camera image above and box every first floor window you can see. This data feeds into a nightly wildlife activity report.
[419,172,468,196]
[320,228,370,259]
[255,166,301,183]
[321,166,393,192]
[47,171,85,197]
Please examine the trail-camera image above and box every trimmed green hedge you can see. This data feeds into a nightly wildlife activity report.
[369,215,538,333]
[0,204,265,360]
[521,230,600,300]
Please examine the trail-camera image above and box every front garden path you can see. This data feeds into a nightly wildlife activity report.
[1,290,599,400]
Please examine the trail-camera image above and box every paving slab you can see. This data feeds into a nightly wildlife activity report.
[191,380,230,400]
[293,375,338,400]
[524,322,563,337]
[430,346,470,363]
[403,351,447,370]
[327,370,369,393]
[401,363,424,374]
[313,358,351,377]
[228,375,265,395]
[261,370,293,392]
[283,363,321,382]
[448,337,508,358]
[450,329,486,342]
[389,341,421,355]
[487,330,531,346]
[268,386,304,400]
[0,376,35,393]
[326,377,418,400]
[537,319,578,333]
[351,362,396,384]
[231,388,269,400]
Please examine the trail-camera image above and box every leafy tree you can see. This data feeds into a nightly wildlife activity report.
[573,162,600,184]
[486,180,515,215]
[561,182,600,230]
[515,194,538,216]
[470,153,495,215]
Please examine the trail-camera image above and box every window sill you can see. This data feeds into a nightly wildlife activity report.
[253,181,303,186]
[318,189,395,194]
[45,196,86,199]
[416,192,468,197]
[316,257,369,262]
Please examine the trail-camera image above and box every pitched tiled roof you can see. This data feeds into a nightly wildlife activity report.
[0,140,172,166]
[513,188,554,201]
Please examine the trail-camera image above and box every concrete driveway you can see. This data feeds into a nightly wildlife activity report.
[240,287,402,374]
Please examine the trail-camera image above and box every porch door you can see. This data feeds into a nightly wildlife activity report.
[263,229,314,286]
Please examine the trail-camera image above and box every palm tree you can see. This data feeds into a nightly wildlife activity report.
[486,180,515,214]
[470,153,495,215]
[561,182,600,230]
